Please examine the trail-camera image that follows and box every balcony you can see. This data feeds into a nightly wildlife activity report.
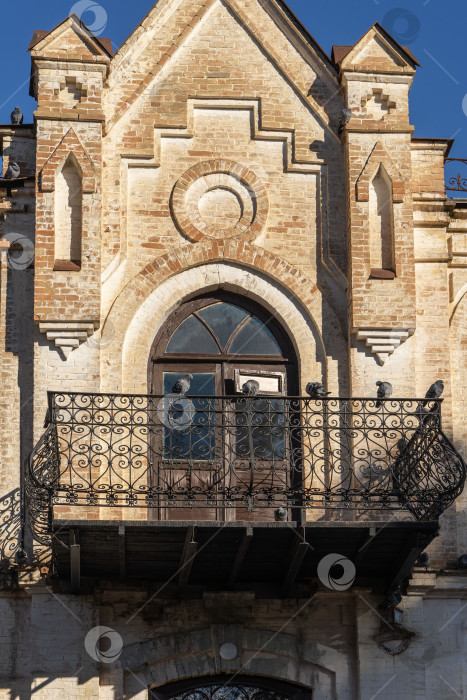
[27,392,466,595]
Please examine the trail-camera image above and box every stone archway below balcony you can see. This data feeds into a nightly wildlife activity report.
[119,625,344,700]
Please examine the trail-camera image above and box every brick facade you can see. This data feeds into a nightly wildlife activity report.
[0,4,466,699]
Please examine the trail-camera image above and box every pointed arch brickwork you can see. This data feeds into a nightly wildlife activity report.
[108,239,320,319]
[356,140,405,202]
[40,128,96,193]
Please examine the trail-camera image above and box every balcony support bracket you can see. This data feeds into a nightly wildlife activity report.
[282,528,309,596]
[178,526,198,588]
[70,529,80,594]
[119,525,126,582]
[228,525,253,587]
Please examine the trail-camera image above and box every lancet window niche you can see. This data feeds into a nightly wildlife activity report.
[54,153,83,271]
[369,163,395,276]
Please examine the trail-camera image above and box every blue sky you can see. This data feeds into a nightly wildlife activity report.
[1,0,466,181]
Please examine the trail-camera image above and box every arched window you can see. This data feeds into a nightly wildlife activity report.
[369,164,395,274]
[150,294,296,398]
[165,301,283,357]
[54,153,82,270]
[151,674,310,699]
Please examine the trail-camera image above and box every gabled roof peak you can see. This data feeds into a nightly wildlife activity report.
[332,21,420,69]
[28,12,115,57]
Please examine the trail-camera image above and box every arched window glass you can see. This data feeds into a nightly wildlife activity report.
[166,316,220,354]
[165,302,282,356]
[229,316,282,355]
[197,303,249,347]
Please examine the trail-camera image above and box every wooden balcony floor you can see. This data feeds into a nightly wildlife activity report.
[52,519,439,598]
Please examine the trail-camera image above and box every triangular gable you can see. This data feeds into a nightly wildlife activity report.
[40,128,96,193]
[115,0,333,71]
[356,141,405,202]
[339,23,419,73]
[28,14,113,60]
[106,0,340,134]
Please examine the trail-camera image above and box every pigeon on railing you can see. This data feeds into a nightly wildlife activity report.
[396,437,408,453]
[242,380,259,397]
[305,382,331,398]
[171,374,193,395]
[3,161,20,179]
[337,107,352,134]
[424,380,444,404]
[274,507,287,522]
[10,106,23,125]
[375,380,393,407]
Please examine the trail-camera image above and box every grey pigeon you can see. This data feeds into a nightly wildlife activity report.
[274,507,287,522]
[171,374,193,395]
[416,552,430,568]
[3,161,20,179]
[242,379,259,397]
[337,107,352,134]
[425,380,444,400]
[305,382,331,398]
[375,380,393,407]
[10,106,23,125]
[396,437,407,453]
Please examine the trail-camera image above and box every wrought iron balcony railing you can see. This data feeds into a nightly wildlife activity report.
[445,157,467,193]
[26,392,466,543]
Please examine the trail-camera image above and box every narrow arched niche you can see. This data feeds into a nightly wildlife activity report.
[369,164,395,274]
[54,153,82,270]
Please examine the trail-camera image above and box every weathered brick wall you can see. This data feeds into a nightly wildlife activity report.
[1,4,467,698]
[0,585,466,698]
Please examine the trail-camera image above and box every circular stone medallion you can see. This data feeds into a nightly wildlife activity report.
[198,188,243,230]
[171,159,268,242]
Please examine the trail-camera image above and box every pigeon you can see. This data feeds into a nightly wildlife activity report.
[375,380,393,407]
[337,107,352,134]
[379,588,402,610]
[15,547,29,566]
[305,382,331,399]
[457,554,467,570]
[425,380,444,401]
[415,552,430,568]
[396,437,408,454]
[422,380,444,408]
[274,507,287,522]
[242,379,259,397]
[10,106,23,125]
[171,374,193,395]
[3,161,20,179]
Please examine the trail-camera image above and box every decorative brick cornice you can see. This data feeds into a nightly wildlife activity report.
[356,141,405,202]
[355,328,415,365]
[40,128,96,193]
